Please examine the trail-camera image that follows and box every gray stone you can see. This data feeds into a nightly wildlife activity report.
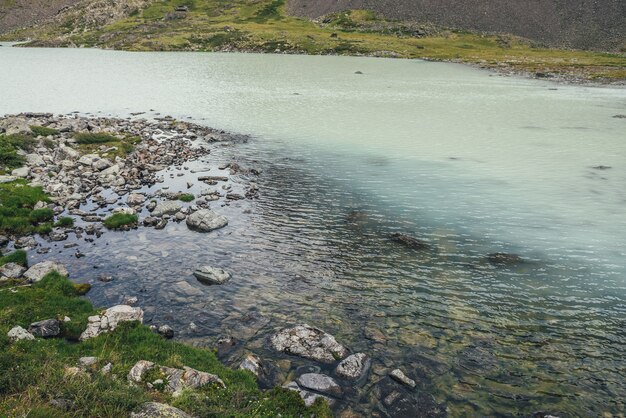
[14,236,37,249]
[80,305,144,340]
[238,353,283,389]
[7,325,35,342]
[0,262,27,279]
[78,356,98,367]
[186,209,228,232]
[152,201,182,217]
[283,381,335,407]
[25,153,45,167]
[296,373,343,397]
[335,352,371,381]
[128,360,225,396]
[0,175,18,184]
[158,325,174,339]
[127,193,146,205]
[269,324,348,363]
[28,319,60,338]
[23,261,68,282]
[390,369,416,388]
[11,166,29,178]
[131,402,193,418]
[92,158,112,171]
[193,266,231,285]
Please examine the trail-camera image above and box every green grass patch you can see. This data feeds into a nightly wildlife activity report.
[103,213,138,229]
[0,272,331,417]
[30,125,59,137]
[54,217,75,228]
[0,249,28,267]
[0,134,38,170]
[75,132,141,158]
[178,193,195,202]
[0,180,52,236]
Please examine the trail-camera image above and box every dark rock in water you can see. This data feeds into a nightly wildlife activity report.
[390,233,430,250]
[295,365,321,377]
[371,376,446,418]
[345,210,367,224]
[158,325,174,339]
[335,353,371,383]
[355,71,363,74]
[487,252,523,265]
[612,114,626,119]
[28,319,60,338]
[591,165,612,170]
[216,336,238,360]
[239,353,284,389]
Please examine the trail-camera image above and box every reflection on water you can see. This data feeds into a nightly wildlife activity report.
[1,45,625,415]
[22,140,625,416]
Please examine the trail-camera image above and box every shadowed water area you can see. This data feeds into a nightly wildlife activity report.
[1,45,625,416]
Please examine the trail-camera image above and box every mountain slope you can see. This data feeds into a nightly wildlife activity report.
[0,0,77,33]
[287,0,626,51]
[1,0,624,82]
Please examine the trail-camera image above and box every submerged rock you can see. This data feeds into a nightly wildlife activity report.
[389,368,416,388]
[335,353,371,382]
[186,209,228,232]
[23,261,68,282]
[193,266,231,285]
[283,381,335,407]
[269,323,348,364]
[486,252,523,265]
[239,353,283,389]
[390,233,430,250]
[131,402,193,418]
[372,376,446,418]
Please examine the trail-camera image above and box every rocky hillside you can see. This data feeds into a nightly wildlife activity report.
[287,0,626,51]
[0,0,77,33]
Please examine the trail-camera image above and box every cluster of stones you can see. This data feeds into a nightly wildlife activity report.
[232,323,445,416]
[0,113,260,249]
[0,259,68,285]
[127,359,225,396]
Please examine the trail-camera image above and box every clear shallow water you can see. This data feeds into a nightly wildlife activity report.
[1,45,626,416]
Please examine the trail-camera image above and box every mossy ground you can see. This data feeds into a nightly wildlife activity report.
[103,213,138,229]
[0,180,55,236]
[0,272,332,417]
[2,1,624,81]
[74,132,141,159]
[178,193,195,202]
[0,133,37,172]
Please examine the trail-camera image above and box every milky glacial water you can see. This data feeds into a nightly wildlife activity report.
[1,45,625,416]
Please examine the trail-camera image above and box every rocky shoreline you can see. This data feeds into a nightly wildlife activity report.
[0,112,449,417]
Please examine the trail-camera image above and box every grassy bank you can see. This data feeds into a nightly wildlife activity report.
[2,0,624,82]
[0,271,331,417]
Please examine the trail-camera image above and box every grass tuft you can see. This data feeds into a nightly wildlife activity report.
[0,180,52,236]
[103,213,138,229]
[178,193,195,202]
[54,217,75,228]
[30,126,59,137]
